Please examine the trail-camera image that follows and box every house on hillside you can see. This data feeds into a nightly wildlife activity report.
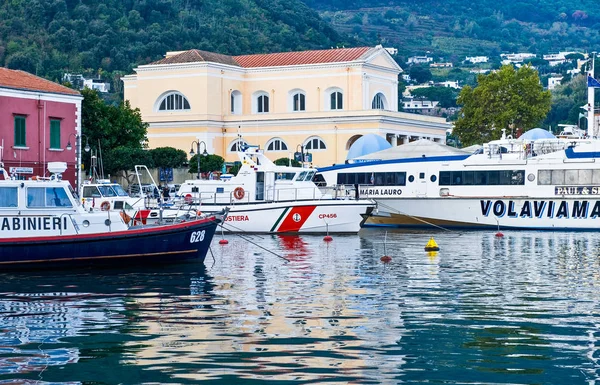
[402,98,440,115]
[430,62,453,68]
[501,53,536,65]
[464,56,489,64]
[547,76,563,90]
[122,46,451,166]
[0,68,83,187]
[407,56,433,65]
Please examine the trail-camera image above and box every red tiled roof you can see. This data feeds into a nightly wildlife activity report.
[234,47,372,68]
[150,49,241,66]
[0,68,80,96]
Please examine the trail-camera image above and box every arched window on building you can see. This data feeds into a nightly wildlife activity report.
[329,90,343,110]
[231,90,242,115]
[157,92,191,111]
[371,92,387,110]
[229,138,249,152]
[292,91,306,112]
[304,136,327,151]
[266,138,289,152]
[253,91,269,113]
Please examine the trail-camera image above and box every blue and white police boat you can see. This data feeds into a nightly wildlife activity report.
[0,162,223,268]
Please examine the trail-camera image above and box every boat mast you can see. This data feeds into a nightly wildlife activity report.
[588,52,597,138]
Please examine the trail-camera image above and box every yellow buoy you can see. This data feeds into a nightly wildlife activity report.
[424,237,440,251]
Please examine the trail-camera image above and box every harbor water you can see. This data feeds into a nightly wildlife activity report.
[1,229,600,384]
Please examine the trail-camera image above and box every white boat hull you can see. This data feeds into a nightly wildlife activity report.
[369,197,600,230]
[198,200,374,233]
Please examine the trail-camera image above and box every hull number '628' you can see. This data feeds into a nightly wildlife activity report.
[318,213,337,219]
[190,230,206,243]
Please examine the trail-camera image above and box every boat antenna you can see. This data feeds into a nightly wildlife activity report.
[588,52,597,138]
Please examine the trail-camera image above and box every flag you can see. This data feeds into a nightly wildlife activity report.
[587,75,600,88]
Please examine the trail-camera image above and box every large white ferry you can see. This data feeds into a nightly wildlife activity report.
[175,146,375,233]
[315,133,600,230]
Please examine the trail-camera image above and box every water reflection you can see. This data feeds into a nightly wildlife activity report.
[0,231,600,384]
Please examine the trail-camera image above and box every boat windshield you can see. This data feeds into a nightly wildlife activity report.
[98,185,118,197]
[276,172,296,181]
[296,171,308,181]
[304,171,316,181]
[110,184,129,197]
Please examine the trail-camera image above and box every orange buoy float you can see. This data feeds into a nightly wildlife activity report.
[424,237,440,251]
[323,235,333,242]
[380,255,392,263]
[233,187,245,200]
[495,231,504,237]
[219,239,229,245]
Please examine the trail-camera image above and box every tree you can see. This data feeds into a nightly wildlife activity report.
[453,65,552,146]
[150,147,188,168]
[408,65,432,84]
[274,157,301,167]
[410,86,458,108]
[188,154,224,175]
[81,88,148,172]
[102,146,154,185]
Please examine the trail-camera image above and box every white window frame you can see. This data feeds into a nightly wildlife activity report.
[303,136,327,151]
[231,90,242,115]
[253,91,270,114]
[325,87,344,111]
[156,92,191,112]
[228,138,249,152]
[288,89,307,112]
[371,92,387,110]
[266,138,289,152]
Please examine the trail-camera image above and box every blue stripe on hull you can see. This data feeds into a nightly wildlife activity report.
[0,220,218,269]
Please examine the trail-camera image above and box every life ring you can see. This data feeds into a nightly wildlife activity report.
[100,201,111,211]
[233,187,245,200]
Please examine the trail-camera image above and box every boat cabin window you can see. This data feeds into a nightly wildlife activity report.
[538,169,600,185]
[98,185,118,197]
[336,172,406,186]
[312,173,326,186]
[82,186,102,198]
[304,171,316,181]
[27,187,73,208]
[276,172,296,181]
[0,187,18,207]
[439,170,525,186]
[111,184,129,197]
[296,171,308,181]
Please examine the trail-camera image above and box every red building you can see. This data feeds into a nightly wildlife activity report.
[0,68,82,187]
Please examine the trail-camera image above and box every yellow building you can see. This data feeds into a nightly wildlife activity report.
[123,45,451,166]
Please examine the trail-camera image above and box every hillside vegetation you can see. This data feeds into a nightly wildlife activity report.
[0,0,343,86]
[301,0,600,59]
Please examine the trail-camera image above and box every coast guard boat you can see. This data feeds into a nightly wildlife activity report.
[315,131,600,230]
[175,146,375,233]
[0,162,222,268]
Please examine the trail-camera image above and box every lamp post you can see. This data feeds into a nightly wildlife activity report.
[66,133,90,191]
[190,140,208,179]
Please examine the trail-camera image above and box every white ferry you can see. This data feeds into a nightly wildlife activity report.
[175,146,375,233]
[315,133,600,230]
[0,162,222,268]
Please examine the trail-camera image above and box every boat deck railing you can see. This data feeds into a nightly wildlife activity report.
[176,185,361,206]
